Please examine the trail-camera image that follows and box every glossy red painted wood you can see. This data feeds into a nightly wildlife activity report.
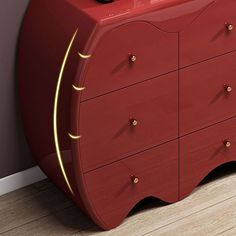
[84,140,179,230]
[149,0,215,32]
[17,0,97,216]
[180,0,236,67]
[180,117,236,199]
[81,22,178,101]
[17,0,236,231]
[79,72,178,172]
[72,0,215,32]
[180,52,236,136]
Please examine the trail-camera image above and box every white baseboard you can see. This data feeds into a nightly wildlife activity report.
[0,166,47,196]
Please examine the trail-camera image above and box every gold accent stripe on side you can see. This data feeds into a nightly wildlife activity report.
[78,52,91,59]
[53,29,78,196]
[72,84,86,91]
[68,133,82,140]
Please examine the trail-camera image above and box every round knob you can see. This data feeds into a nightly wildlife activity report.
[130,118,138,127]
[131,176,139,184]
[129,55,137,62]
[225,85,232,93]
[224,140,231,148]
[226,24,234,31]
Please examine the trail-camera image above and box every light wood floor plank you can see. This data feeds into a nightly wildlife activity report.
[1,206,88,236]
[0,180,72,233]
[145,195,236,236]
[215,227,236,236]
[0,180,53,210]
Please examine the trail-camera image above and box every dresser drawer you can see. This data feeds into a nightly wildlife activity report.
[180,52,236,135]
[180,117,236,199]
[80,72,178,172]
[80,21,178,101]
[84,140,178,229]
[180,0,236,67]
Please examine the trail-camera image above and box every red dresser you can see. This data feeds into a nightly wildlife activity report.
[17,0,236,230]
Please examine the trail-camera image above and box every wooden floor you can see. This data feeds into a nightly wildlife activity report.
[1,163,236,236]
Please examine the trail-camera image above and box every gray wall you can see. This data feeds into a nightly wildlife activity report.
[0,0,35,178]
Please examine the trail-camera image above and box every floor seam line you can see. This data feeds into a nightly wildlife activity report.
[0,204,74,235]
[140,194,236,236]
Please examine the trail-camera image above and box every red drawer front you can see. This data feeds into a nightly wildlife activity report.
[79,72,178,172]
[180,117,236,199]
[180,0,236,67]
[80,21,178,101]
[84,140,178,229]
[180,52,236,136]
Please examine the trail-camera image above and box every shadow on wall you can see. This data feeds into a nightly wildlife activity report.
[0,0,35,178]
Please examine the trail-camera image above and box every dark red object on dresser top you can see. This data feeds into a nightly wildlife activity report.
[17,0,236,230]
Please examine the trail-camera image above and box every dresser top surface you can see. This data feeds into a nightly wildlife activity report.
[67,0,216,23]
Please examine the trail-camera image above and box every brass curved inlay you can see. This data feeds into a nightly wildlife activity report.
[78,52,91,59]
[68,133,81,140]
[53,29,79,196]
[72,84,86,91]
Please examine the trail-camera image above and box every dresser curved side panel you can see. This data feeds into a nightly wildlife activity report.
[17,0,95,210]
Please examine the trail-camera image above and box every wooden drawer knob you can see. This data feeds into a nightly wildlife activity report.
[225,85,232,93]
[129,55,137,62]
[224,140,231,148]
[131,176,139,184]
[226,23,234,31]
[130,118,138,127]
